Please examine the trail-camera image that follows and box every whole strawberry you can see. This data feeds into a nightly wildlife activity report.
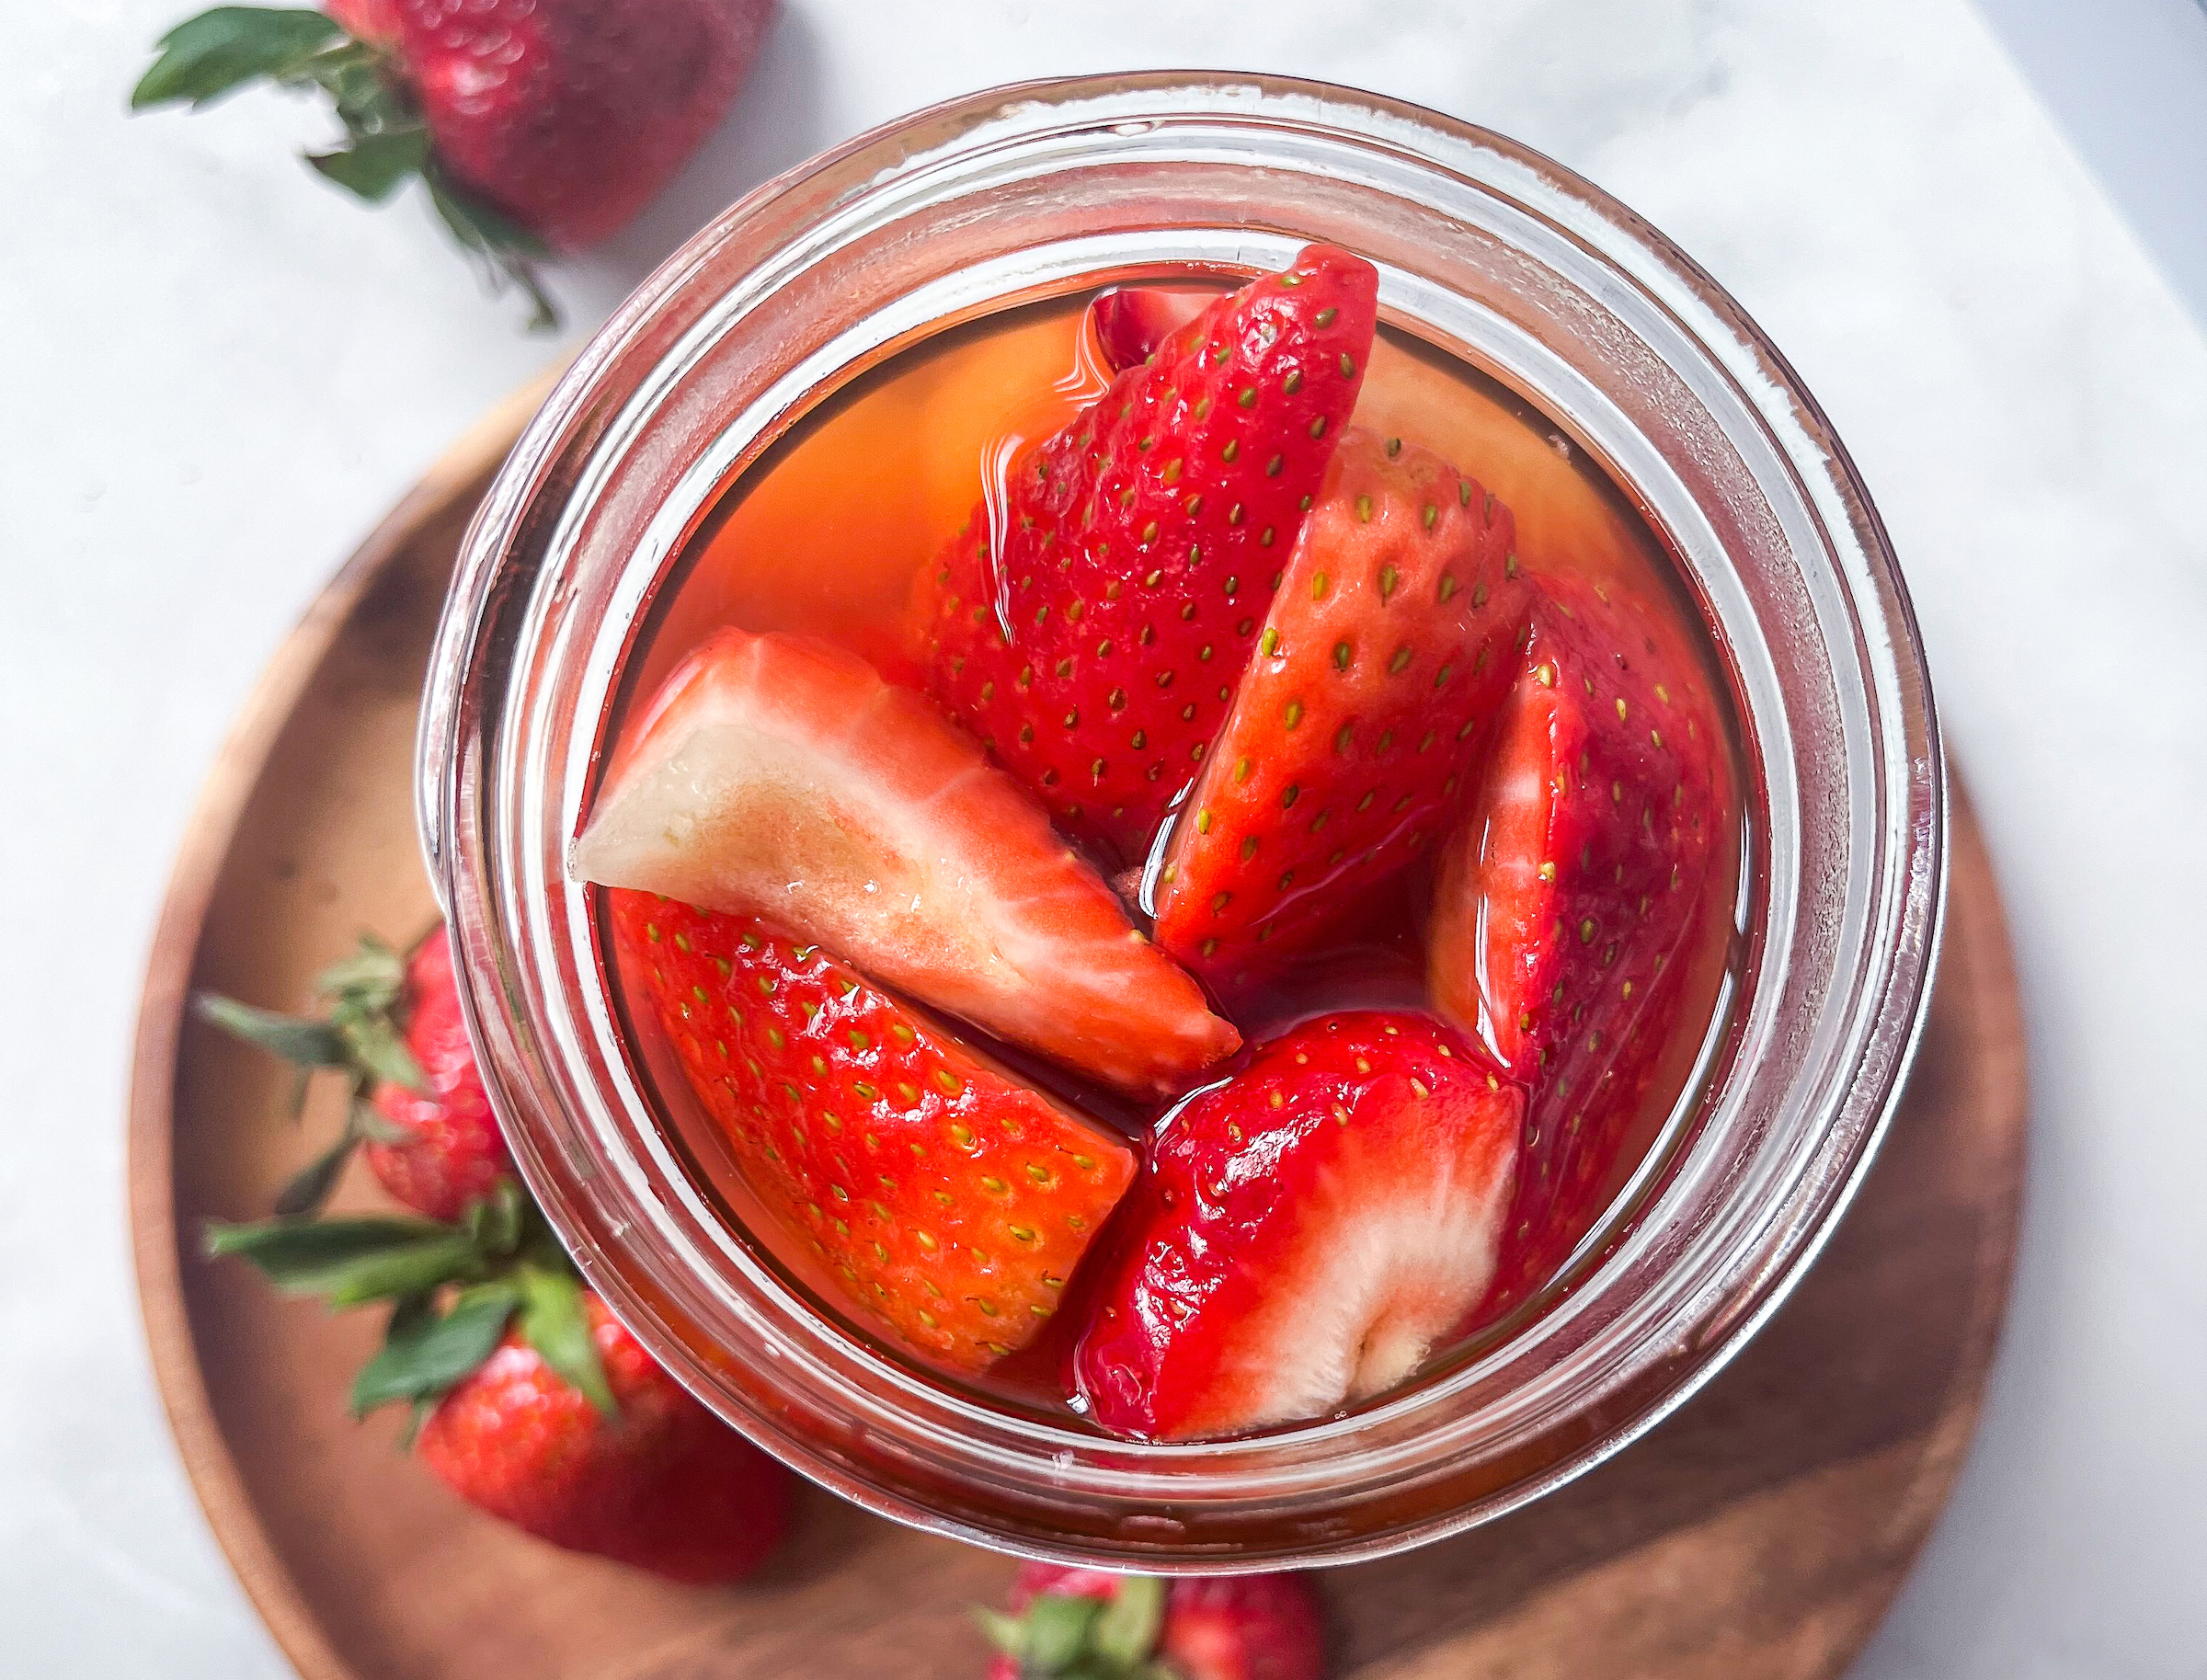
[132,0,777,325]
[978,1566,1325,1680]
[417,1286,794,1583]
[197,924,512,1221]
[360,928,513,1221]
[211,1186,795,1583]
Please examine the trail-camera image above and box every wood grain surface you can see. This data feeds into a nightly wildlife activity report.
[128,402,2025,1680]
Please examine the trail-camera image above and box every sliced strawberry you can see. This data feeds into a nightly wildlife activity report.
[1153,429,1527,987]
[609,891,1138,1372]
[1427,572,1734,1302]
[909,245,1379,862]
[571,628,1237,1097]
[1085,282,1214,375]
[1073,1012,1520,1440]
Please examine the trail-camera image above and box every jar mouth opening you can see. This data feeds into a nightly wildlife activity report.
[425,72,1942,1562]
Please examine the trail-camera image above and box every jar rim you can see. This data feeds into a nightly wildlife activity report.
[421,71,1942,1568]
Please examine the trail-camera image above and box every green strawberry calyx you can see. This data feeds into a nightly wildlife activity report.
[208,1181,619,1444]
[195,931,431,1218]
[975,1577,1179,1680]
[129,5,558,329]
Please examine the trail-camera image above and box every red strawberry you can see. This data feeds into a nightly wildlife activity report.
[196,926,512,1222]
[1073,1012,1520,1441]
[572,629,1237,1097]
[417,1287,794,1583]
[360,929,511,1222]
[909,246,1379,863]
[610,890,1138,1372]
[1426,571,1733,1304]
[1153,430,1527,987]
[133,0,775,324]
[210,1179,795,1583]
[980,1565,1325,1680]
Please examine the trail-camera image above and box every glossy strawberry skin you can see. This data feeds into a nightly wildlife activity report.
[1156,429,1527,987]
[910,246,1379,862]
[573,628,1238,1098]
[989,1564,1326,1680]
[1427,572,1734,1308]
[1074,1012,1520,1441]
[609,891,1138,1372]
[416,1291,793,1583]
[355,0,776,248]
[365,930,513,1222]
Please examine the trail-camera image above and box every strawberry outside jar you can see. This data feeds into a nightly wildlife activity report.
[416,74,1943,1569]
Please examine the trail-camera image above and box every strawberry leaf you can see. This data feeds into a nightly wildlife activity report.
[285,1062,314,1122]
[315,935,408,1013]
[205,1216,483,1305]
[194,992,349,1069]
[1023,1595,1107,1672]
[350,1283,520,1417]
[397,1394,435,1451]
[199,934,429,1093]
[463,1179,528,1259]
[130,6,343,110]
[337,1011,429,1093]
[973,1607,1026,1659]
[207,1215,443,1287]
[271,1131,358,1219]
[351,1099,415,1147]
[1090,1577,1165,1668]
[516,1264,615,1417]
[310,129,427,202]
[320,1232,485,1306]
[974,1583,1174,1679]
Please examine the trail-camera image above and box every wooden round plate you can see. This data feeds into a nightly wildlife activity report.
[130,393,2025,1680]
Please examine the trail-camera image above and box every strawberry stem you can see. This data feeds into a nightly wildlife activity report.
[424,170,560,332]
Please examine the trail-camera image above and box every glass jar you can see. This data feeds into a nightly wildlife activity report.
[417,73,1942,1570]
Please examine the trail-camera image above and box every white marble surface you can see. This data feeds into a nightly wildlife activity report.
[5,1,2203,1674]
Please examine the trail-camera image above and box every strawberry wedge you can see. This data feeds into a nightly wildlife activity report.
[1074,1012,1520,1440]
[610,893,1136,1371]
[1154,429,1527,986]
[571,629,1238,1097]
[909,245,1379,862]
[1427,573,1734,1300]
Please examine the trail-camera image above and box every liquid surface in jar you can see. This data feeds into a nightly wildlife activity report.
[595,269,1744,1434]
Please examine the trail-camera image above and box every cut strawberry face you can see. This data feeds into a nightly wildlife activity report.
[1084,283,1213,375]
[1073,1012,1519,1441]
[610,891,1138,1373]
[1427,572,1734,1301]
[571,628,1237,1097]
[1153,430,1527,987]
[909,245,1379,863]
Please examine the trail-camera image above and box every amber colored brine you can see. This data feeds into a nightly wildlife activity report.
[602,283,1744,1427]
